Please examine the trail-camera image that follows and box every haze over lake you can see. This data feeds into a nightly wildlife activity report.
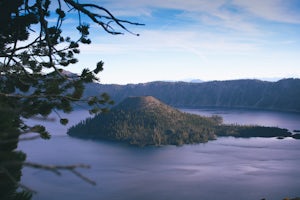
[19,108,300,200]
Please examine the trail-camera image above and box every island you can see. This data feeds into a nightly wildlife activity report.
[68,96,292,146]
[292,134,300,139]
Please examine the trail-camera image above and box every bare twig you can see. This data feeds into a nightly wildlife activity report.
[63,0,144,35]
[70,169,96,185]
[23,162,96,185]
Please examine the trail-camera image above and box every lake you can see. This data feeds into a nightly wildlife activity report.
[18,108,300,200]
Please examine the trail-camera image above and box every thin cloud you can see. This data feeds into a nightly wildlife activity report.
[99,0,300,23]
[233,0,300,24]
[72,0,300,84]
[81,29,260,57]
[96,0,300,37]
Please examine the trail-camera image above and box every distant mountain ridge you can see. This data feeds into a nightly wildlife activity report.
[84,78,300,112]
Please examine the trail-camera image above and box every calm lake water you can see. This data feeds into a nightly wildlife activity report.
[18,108,300,200]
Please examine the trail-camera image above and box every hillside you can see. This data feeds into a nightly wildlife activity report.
[83,78,300,112]
[68,96,292,146]
[68,96,219,146]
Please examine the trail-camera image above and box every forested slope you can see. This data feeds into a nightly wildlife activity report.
[84,78,300,112]
[68,96,219,146]
[68,96,292,146]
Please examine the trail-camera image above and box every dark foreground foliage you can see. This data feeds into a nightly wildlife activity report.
[0,0,142,198]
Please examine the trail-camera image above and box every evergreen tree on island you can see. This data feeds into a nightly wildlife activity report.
[68,96,292,146]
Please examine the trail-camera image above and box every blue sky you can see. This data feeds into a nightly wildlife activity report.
[65,0,300,84]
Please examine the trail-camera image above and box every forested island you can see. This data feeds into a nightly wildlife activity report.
[68,96,292,146]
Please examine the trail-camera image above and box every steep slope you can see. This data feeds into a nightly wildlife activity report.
[84,78,300,112]
[68,96,218,146]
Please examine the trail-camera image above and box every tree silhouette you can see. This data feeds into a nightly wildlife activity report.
[0,0,143,199]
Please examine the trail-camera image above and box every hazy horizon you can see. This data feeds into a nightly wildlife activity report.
[62,1,300,84]
[94,76,297,85]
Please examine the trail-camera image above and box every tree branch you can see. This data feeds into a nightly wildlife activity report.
[1,160,96,195]
[0,135,41,145]
[23,162,96,185]
[63,0,144,35]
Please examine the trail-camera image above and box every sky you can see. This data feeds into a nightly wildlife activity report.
[65,0,300,84]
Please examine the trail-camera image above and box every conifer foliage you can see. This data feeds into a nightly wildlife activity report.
[0,0,142,198]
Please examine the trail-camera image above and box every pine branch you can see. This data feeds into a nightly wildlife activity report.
[0,92,80,101]
[0,135,41,145]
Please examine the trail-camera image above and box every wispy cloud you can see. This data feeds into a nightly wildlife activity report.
[100,0,300,23]
[75,0,300,83]
[96,0,300,36]
[233,0,300,24]
[81,28,260,58]
[79,1,300,57]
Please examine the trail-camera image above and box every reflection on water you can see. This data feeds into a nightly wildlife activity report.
[19,109,300,200]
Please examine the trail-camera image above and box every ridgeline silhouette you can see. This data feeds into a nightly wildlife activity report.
[83,78,300,112]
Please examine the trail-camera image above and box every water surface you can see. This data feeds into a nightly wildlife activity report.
[182,108,300,131]
[19,109,300,200]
